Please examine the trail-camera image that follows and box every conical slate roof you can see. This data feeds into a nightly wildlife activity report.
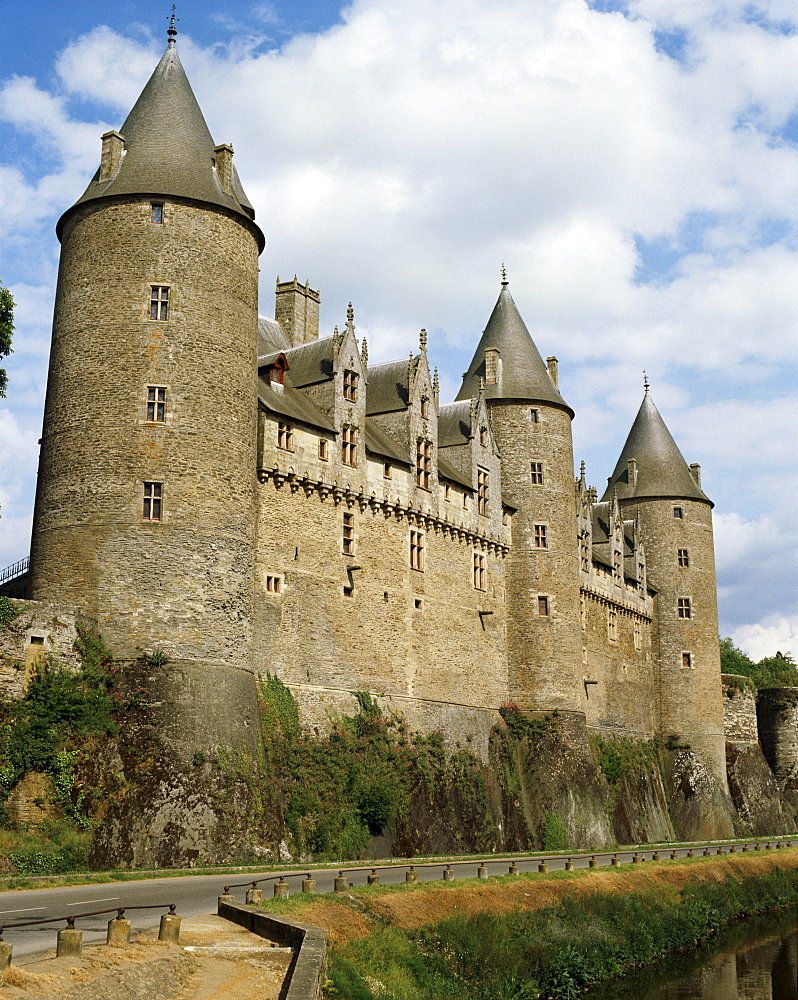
[59,36,261,241]
[601,391,711,505]
[456,282,571,414]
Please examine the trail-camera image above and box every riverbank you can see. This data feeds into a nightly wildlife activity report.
[260,848,798,998]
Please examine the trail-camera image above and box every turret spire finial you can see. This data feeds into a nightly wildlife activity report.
[643,370,649,393]
[419,328,427,353]
[500,263,508,286]
[167,6,179,47]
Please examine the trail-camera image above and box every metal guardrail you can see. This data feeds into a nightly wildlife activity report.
[0,557,29,586]
[221,838,795,900]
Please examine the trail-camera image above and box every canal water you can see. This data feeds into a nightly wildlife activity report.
[583,907,798,999]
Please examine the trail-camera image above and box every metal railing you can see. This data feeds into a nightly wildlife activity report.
[0,557,29,586]
[221,838,795,901]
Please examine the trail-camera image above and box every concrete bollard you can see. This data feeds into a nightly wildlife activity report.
[273,879,289,899]
[716,847,723,855]
[652,852,660,861]
[334,873,348,893]
[742,844,749,852]
[405,867,418,883]
[538,861,548,873]
[477,865,488,879]
[302,876,316,893]
[670,851,678,860]
[687,849,694,857]
[611,854,620,867]
[729,845,736,853]
[565,858,574,871]
[106,915,131,946]
[589,856,598,869]
[246,887,263,905]
[367,869,380,885]
[632,853,641,864]
[443,865,454,881]
[776,842,782,849]
[754,843,761,851]
[508,862,519,875]
[57,925,82,957]
[218,893,235,911]
[765,843,772,850]
[0,942,11,969]
[703,847,711,856]
[159,909,181,944]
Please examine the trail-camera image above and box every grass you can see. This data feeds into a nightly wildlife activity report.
[298,852,798,999]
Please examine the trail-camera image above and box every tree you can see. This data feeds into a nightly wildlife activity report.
[719,638,798,690]
[0,280,14,397]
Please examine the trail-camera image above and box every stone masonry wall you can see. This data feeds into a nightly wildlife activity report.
[0,598,87,700]
[721,674,759,744]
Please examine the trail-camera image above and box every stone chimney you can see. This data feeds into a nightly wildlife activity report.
[690,463,701,487]
[214,144,234,195]
[627,458,638,489]
[546,356,559,389]
[275,277,320,347]
[484,347,501,385]
[99,131,125,182]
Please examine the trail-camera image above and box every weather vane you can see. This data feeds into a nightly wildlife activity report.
[643,370,650,392]
[167,6,179,45]
[500,263,508,285]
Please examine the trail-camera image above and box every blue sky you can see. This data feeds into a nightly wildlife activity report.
[1,0,797,657]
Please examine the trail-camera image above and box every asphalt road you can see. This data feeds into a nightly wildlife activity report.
[0,839,788,958]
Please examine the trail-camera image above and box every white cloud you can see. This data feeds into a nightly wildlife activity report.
[731,616,798,662]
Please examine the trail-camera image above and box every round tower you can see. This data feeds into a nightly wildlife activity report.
[29,29,265,758]
[603,387,733,834]
[456,277,583,716]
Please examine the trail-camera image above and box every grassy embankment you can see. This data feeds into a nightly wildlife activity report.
[259,849,798,1000]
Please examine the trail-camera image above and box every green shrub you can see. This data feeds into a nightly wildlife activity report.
[543,811,569,851]
[0,596,18,629]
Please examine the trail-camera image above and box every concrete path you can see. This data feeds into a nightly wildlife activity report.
[0,913,292,999]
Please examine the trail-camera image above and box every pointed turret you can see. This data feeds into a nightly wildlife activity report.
[602,391,709,504]
[58,31,260,241]
[456,279,571,415]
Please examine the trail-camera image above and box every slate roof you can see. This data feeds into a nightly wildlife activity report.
[258,317,289,359]
[438,401,473,447]
[282,338,336,388]
[365,421,410,464]
[438,455,472,490]
[60,40,262,244]
[257,377,334,432]
[456,283,572,414]
[366,360,410,415]
[602,392,710,505]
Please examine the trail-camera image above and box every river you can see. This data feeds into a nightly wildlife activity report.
[583,907,798,1000]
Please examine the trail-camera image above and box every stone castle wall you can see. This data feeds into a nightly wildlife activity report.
[721,674,759,744]
[0,598,87,699]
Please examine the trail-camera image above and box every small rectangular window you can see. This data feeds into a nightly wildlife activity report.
[608,610,618,642]
[473,550,486,591]
[342,512,355,556]
[414,597,423,610]
[149,285,169,321]
[319,439,328,460]
[678,548,689,567]
[265,575,282,594]
[416,439,432,490]
[150,202,164,224]
[143,482,162,521]
[534,524,547,549]
[342,425,357,466]
[343,369,358,402]
[678,597,692,619]
[277,421,294,451]
[530,408,539,424]
[477,468,489,515]
[682,651,693,668]
[634,619,642,650]
[463,492,469,510]
[146,386,166,422]
[673,506,683,519]
[530,462,544,485]
[537,595,549,617]
[410,529,425,571]
[343,585,354,597]
[580,595,586,629]
[443,483,450,502]
[383,461,392,479]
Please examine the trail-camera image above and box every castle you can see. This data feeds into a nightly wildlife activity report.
[4,26,793,862]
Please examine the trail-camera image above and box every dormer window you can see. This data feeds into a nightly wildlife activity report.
[416,439,432,490]
[267,354,288,387]
[343,369,358,402]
